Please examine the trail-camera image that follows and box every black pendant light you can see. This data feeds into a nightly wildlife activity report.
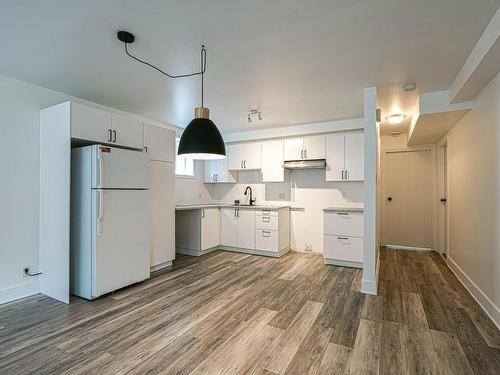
[117,31,225,160]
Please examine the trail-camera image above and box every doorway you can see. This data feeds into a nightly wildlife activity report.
[439,144,448,256]
[384,149,433,249]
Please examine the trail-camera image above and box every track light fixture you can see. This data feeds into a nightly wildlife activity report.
[247,109,263,123]
[117,30,226,160]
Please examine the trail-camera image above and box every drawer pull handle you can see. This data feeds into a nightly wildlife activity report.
[337,212,350,217]
[262,231,271,237]
[262,217,271,222]
[337,236,349,240]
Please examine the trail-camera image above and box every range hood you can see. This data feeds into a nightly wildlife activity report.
[283,159,326,169]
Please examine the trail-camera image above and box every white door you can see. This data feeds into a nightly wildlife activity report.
[303,135,325,159]
[237,209,256,249]
[227,144,244,170]
[284,138,304,161]
[384,150,433,248]
[71,102,111,144]
[93,145,149,189]
[325,133,345,181]
[344,133,364,181]
[261,140,285,182]
[149,161,175,267]
[220,208,238,247]
[243,142,262,169]
[204,160,217,183]
[143,123,176,162]
[201,208,220,250]
[111,113,143,149]
[93,189,150,297]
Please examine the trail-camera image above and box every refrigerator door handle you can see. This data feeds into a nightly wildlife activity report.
[96,190,103,237]
[97,148,103,188]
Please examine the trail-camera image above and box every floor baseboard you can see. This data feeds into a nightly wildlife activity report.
[0,280,40,305]
[386,244,432,252]
[447,256,500,330]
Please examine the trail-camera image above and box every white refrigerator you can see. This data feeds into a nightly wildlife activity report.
[70,144,150,299]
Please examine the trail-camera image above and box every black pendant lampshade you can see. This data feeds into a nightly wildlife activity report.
[178,107,226,160]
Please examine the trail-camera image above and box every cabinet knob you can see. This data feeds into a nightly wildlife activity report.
[387,197,392,201]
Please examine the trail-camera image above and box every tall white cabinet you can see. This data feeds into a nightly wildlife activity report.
[143,123,176,270]
[326,132,364,181]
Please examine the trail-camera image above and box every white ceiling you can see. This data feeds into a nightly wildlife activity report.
[0,0,498,133]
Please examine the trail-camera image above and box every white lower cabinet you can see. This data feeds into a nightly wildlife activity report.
[176,207,220,256]
[201,208,220,250]
[149,161,175,270]
[323,208,364,268]
[220,208,255,249]
[220,208,238,247]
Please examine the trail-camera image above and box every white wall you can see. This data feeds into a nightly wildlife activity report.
[175,161,212,205]
[205,169,363,253]
[444,72,500,326]
[0,75,68,302]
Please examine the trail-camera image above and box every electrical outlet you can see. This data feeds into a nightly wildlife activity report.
[279,193,285,199]
[23,265,31,277]
[305,244,312,251]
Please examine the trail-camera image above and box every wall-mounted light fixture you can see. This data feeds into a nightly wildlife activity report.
[117,31,225,160]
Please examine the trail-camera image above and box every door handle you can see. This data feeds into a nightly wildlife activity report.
[201,209,205,218]
[112,130,117,143]
[387,197,392,201]
[215,174,218,181]
[237,208,240,217]
[263,216,271,222]
[108,129,112,142]
[241,161,243,169]
[341,170,344,180]
[301,150,304,159]
[304,150,307,159]
[97,148,103,188]
[244,160,247,169]
[143,146,148,153]
[262,231,271,237]
[345,170,348,180]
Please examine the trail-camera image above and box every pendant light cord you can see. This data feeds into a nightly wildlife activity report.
[123,43,206,79]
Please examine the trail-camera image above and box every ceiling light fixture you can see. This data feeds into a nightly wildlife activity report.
[117,30,225,160]
[386,113,406,125]
[247,109,263,123]
[403,83,417,92]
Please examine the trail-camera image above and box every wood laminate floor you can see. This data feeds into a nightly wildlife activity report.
[1,248,499,374]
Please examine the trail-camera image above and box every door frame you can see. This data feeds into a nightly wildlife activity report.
[437,139,449,257]
[380,145,439,251]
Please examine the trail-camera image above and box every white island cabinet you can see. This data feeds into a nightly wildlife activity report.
[323,207,364,268]
[175,206,221,256]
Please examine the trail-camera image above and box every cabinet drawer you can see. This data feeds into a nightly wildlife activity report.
[324,235,363,263]
[324,212,363,237]
[255,215,278,230]
[258,208,278,217]
[255,230,278,252]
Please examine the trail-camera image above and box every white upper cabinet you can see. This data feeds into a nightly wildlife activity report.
[284,135,325,161]
[71,102,112,144]
[304,135,326,159]
[326,132,364,181]
[261,139,286,182]
[143,123,176,162]
[283,138,303,161]
[204,158,236,183]
[70,102,143,149]
[344,133,364,181]
[227,142,261,170]
[111,113,143,149]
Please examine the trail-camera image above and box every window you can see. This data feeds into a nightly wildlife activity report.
[175,138,194,177]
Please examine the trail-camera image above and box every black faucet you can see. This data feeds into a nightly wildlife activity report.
[244,186,256,206]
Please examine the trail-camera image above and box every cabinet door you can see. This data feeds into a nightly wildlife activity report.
[204,160,217,183]
[304,135,325,159]
[216,158,236,183]
[237,209,255,249]
[71,102,111,143]
[243,142,261,169]
[220,208,238,247]
[143,123,176,162]
[284,138,304,161]
[149,161,175,267]
[344,133,364,181]
[227,144,244,170]
[111,113,143,149]
[261,140,285,182]
[325,134,345,181]
[201,208,220,250]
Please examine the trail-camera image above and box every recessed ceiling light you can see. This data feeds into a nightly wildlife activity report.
[403,83,417,92]
[386,113,406,125]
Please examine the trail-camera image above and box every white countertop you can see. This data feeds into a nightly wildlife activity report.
[175,203,290,211]
[323,206,364,213]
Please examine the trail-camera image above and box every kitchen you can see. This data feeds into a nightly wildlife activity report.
[1,1,499,374]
